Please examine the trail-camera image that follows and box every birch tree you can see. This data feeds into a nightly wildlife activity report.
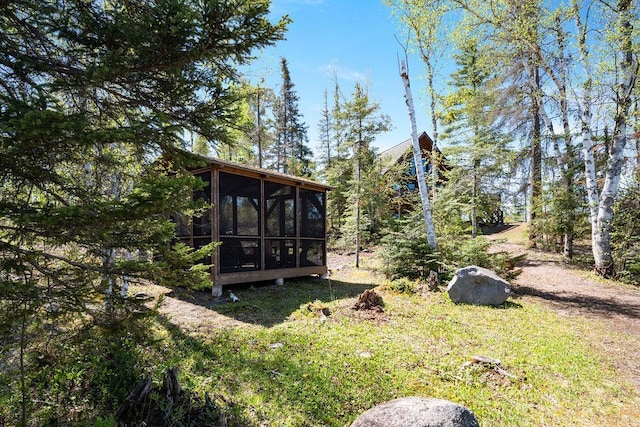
[391,0,638,275]
[451,0,586,255]
[575,0,639,277]
[400,60,437,248]
[385,0,449,199]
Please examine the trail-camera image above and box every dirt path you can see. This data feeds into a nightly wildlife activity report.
[489,225,640,388]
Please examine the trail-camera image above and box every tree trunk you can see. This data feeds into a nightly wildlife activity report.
[257,86,263,168]
[582,0,636,277]
[426,55,439,203]
[355,141,361,268]
[575,7,599,227]
[471,159,479,238]
[529,62,542,247]
[400,60,437,249]
[540,108,575,258]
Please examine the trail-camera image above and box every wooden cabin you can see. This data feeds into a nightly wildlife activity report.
[378,131,447,181]
[174,157,330,297]
[378,131,448,214]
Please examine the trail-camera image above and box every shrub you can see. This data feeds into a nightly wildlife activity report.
[438,236,519,281]
[381,229,439,281]
[382,211,518,283]
[380,277,418,294]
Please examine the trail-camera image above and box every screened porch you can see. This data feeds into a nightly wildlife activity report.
[174,158,329,297]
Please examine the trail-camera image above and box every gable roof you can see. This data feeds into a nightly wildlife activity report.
[378,131,445,172]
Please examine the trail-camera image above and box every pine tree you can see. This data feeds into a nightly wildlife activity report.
[441,38,512,237]
[324,81,352,234]
[214,84,258,164]
[274,57,313,176]
[317,89,335,174]
[334,82,391,266]
[0,0,287,422]
[248,82,277,168]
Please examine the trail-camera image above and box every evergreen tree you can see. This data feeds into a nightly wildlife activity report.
[0,0,287,423]
[214,84,257,164]
[248,82,277,168]
[334,83,391,265]
[274,57,313,176]
[324,81,352,235]
[441,38,512,237]
[317,89,335,174]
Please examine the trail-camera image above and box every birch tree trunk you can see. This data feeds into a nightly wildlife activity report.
[593,0,635,276]
[400,60,437,249]
[576,0,637,277]
[424,54,440,203]
[574,5,599,227]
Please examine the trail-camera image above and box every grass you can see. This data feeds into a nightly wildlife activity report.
[4,259,639,426]
[137,274,638,426]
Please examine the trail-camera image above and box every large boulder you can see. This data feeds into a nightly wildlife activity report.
[350,397,479,427]
[447,266,511,306]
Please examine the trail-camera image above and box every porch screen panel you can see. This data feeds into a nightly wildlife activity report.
[299,189,326,267]
[299,240,324,267]
[219,238,260,273]
[218,172,261,272]
[193,171,212,237]
[264,182,296,269]
[265,182,296,237]
[265,239,296,269]
[300,189,325,238]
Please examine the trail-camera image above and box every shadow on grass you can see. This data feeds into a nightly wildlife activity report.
[449,300,523,310]
[166,277,374,327]
[153,308,386,426]
[512,285,640,320]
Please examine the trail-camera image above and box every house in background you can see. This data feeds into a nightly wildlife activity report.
[175,157,329,297]
[379,132,506,226]
[378,131,447,214]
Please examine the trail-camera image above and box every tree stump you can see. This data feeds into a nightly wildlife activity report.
[427,270,439,291]
[116,367,227,426]
[353,289,384,312]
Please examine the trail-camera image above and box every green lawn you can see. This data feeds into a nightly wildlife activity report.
[144,274,638,426]
[7,266,638,426]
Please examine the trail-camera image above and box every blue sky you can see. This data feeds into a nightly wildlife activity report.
[244,0,434,155]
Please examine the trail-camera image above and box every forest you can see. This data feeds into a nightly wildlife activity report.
[0,0,639,425]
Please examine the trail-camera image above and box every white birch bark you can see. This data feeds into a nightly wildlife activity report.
[539,108,566,171]
[121,250,132,298]
[576,0,637,275]
[400,60,437,249]
[575,5,599,227]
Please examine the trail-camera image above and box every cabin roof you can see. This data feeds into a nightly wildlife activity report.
[192,155,331,191]
[378,131,446,174]
[378,131,442,164]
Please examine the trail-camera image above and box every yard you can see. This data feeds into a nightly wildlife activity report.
[131,228,640,426]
